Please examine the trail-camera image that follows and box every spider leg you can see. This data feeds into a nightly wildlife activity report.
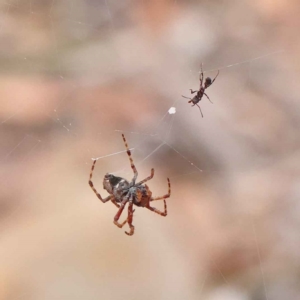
[146,199,167,217]
[125,202,135,236]
[204,93,213,104]
[89,160,112,203]
[118,208,136,229]
[151,178,171,201]
[113,199,129,228]
[122,134,138,185]
[136,168,154,186]
[196,104,204,118]
[110,197,121,208]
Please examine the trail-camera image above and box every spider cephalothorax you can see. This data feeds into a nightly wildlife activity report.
[182,64,219,117]
[89,134,171,236]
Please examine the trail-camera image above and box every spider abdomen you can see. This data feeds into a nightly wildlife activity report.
[108,177,131,202]
[131,184,152,207]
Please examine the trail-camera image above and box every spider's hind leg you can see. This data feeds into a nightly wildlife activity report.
[125,202,135,236]
[146,200,167,217]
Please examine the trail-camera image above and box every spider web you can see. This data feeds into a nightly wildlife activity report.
[1,1,299,300]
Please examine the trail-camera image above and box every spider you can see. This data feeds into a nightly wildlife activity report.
[88,134,171,236]
[182,64,219,117]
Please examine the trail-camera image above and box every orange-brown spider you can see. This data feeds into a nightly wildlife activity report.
[88,134,171,236]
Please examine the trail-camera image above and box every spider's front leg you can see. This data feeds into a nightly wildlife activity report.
[190,89,197,94]
[122,134,138,185]
[89,160,112,203]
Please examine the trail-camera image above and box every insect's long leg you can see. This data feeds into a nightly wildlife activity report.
[196,104,203,118]
[146,200,167,217]
[122,134,138,185]
[209,70,219,86]
[190,89,197,94]
[151,178,171,201]
[125,202,135,236]
[113,199,129,228]
[204,93,213,104]
[136,168,154,186]
[89,160,112,203]
[199,63,204,87]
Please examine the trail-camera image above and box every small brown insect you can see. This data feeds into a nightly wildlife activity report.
[89,134,171,236]
[182,64,219,117]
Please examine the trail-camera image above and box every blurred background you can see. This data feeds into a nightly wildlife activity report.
[1,0,300,299]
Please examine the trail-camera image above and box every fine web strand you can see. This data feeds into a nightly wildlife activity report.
[3,136,28,161]
[252,219,269,300]
[92,148,135,161]
[204,50,284,73]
